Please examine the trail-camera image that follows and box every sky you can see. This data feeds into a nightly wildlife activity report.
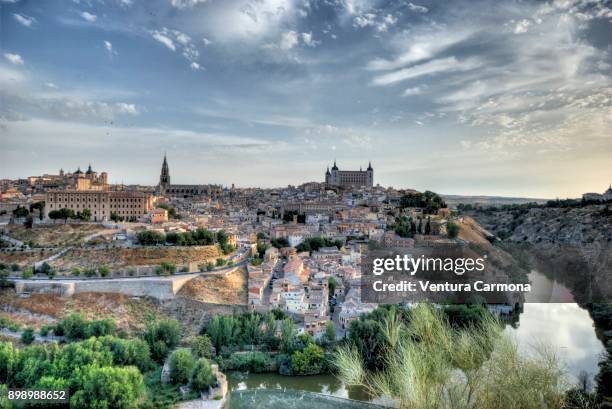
[0,0,611,198]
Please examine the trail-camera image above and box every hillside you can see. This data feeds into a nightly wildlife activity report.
[466,204,612,302]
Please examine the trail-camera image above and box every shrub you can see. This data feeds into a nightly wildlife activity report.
[190,358,216,392]
[21,268,33,279]
[72,267,82,276]
[169,349,194,385]
[21,328,35,345]
[192,335,214,359]
[98,265,110,277]
[447,221,460,239]
[226,351,272,373]
[144,319,181,362]
[291,343,325,375]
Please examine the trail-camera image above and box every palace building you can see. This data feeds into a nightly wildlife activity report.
[157,154,222,199]
[45,189,154,222]
[27,164,108,192]
[325,161,373,188]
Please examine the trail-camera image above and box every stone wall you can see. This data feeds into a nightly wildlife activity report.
[14,274,200,300]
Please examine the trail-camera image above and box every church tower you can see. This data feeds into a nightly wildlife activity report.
[367,161,374,187]
[159,154,170,195]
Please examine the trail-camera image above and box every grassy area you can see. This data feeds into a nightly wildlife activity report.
[4,223,107,247]
[0,289,167,333]
[142,367,199,409]
[49,245,221,270]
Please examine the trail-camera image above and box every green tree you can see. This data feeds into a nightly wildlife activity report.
[280,318,297,354]
[30,201,46,221]
[169,349,194,385]
[190,358,217,392]
[21,267,33,279]
[80,208,92,221]
[98,265,110,277]
[61,313,89,340]
[144,319,181,362]
[447,221,460,239]
[323,321,336,346]
[13,206,29,218]
[70,366,144,409]
[216,258,226,267]
[292,342,325,375]
[328,276,338,299]
[21,327,35,345]
[192,335,214,359]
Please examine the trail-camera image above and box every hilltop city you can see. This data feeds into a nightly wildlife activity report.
[1,156,612,408]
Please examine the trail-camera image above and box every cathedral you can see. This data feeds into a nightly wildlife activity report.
[325,161,373,188]
[157,154,222,198]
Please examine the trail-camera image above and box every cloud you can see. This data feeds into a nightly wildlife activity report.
[80,11,97,22]
[301,32,319,47]
[4,53,24,65]
[151,31,176,51]
[406,2,428,13]
[372,57,481,86]
[170,0,209,9]
[13,13,36,27]
[190,62,201,70]
[377,14,398,32]
[280,30,299,50]
[366,29,473,71]
[402,86,424,96]
[353,13,376,28]
[150,28,201,68]
[104,41,116,56]
[514,19,532,34]
[202,37,212,46]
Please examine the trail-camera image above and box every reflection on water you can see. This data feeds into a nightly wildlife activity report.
[504,269,605,384]
[228,372,370,402]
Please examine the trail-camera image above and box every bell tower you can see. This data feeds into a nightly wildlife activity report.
[159,153,170,195]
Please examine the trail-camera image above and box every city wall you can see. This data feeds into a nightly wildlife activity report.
[13,273,201,300]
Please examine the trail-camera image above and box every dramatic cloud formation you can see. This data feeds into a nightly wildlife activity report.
[1,0,611,197]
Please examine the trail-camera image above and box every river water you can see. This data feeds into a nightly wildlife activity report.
[228,269,605,405]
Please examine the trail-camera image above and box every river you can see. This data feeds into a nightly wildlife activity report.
[227,269,605,406]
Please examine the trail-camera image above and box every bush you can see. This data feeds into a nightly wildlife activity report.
[447,221,460,239]
[291,343,325,375]
[144,319,181,362]
[215,258,226,267]
[98,265,111,277]
[72,267,82,276]
[192,335,214,359]
[226,351,272,373]
[21,328,35,345]
[169,349,194,385]
[70,365,144,409]
[155,262,176,276]
[21,267,33,279]
[190,358,216,392]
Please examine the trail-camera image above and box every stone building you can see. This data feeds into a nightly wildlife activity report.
[157,154,222,199]
[324,161,373,188]
[28,164,108,192]
[45,189,154,221]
